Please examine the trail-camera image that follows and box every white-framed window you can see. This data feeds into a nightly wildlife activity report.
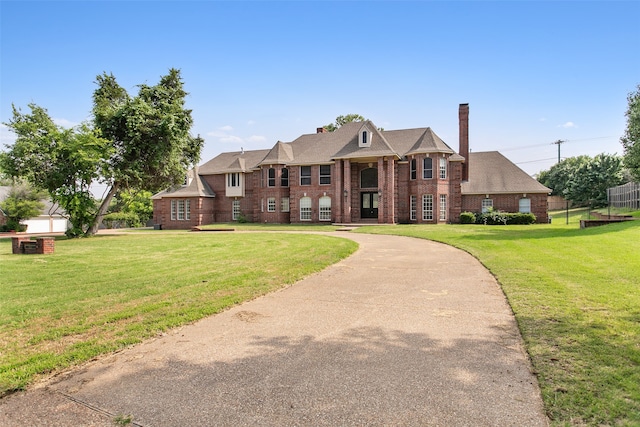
[410,195,417,221]
[300,197,312,221]
[482,198,493,213]
[232,200,241,221]
[319,196,331,221]
[422,194,433,220]
[268,168,276,187]
[410,159,417,180]
[423,157,433,179]
[171,199,190,220]
[281,168,289,187]
[300,166,311,186]
[359,128,372,147]
[281,197,290,212]
[439,157,447,179]
[177,200,185,220]
[267,197,276,212]
[439,194,447,221]
[227,173,240,187]
[319,165,331,185]
[519,198,531,213]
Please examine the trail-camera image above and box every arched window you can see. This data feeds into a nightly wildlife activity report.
[360,167,378,189]
[268,168,276,187]
[281,168,289,187]
[319,196,331,221]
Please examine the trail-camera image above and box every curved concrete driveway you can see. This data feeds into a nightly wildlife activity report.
[1,232,548,426]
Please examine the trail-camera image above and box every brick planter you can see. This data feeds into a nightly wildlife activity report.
[11,237,55,254]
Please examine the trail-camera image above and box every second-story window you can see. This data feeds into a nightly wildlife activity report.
[300,166,311,185]
[268,168,276,187]
[439,157,447,179]
[319,165,331,185]
[281,168,289,187]
[227,173,240,187]
[410,159,417,180]
[423,157,433,179]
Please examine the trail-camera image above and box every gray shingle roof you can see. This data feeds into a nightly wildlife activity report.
[151,167,215,199]
[199,149,271,174]
[201,121,456,169]
[461,152,551,195]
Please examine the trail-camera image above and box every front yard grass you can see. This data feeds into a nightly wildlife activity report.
[0,232,357,396]
[355,215,640,426]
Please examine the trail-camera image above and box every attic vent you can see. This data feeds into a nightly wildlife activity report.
[359,128,372,148]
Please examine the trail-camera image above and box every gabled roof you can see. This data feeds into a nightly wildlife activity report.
[259,141,294,165]
[199,149,271,174]
[151,167,215,200]
[461,152,551,195]
[198,121,460,171]
[331,121,399,160]
[402,127,456,157]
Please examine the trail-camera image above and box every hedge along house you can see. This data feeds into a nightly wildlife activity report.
[152,104,551,228]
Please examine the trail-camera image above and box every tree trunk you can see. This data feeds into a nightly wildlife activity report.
[85,182,120,236]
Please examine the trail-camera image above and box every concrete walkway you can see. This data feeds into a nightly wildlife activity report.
[0,232,548,426]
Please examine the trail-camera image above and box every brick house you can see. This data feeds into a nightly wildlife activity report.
[152,104,551,229]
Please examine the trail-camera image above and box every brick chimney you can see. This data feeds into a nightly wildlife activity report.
[317,127,327,134]
[459,103,469,181]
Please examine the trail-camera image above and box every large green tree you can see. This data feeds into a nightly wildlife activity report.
[90,68,203,235]
[0,105,108,236]
[621,84,640,181]
[538,153,625,206]
[1,69,203,237]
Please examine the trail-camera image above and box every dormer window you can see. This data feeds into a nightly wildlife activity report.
[358,126,372,148]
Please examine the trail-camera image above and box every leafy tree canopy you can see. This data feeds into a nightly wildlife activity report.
[323,114,367,132]
[1,69,203,237]
[0,181,46,230]
[537,153,625,207]
[0,105,108,236]
[621,84,640,181]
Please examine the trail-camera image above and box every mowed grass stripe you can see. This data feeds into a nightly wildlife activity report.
[0,232,357,395]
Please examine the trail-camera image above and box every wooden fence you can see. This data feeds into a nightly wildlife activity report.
[608,182,640,209]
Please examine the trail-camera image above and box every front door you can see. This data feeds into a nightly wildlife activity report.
[361,192,379,219]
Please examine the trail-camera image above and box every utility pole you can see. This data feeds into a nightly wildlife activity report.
[553,139,566,163]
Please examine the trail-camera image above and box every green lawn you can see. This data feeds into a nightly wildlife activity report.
[355,212,640,426]
[0,232,357,396]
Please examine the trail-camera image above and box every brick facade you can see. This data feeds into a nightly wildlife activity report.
[152,105,550,228]
[461,193,549,223]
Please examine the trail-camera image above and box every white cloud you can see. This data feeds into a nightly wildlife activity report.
[219,125,233,132]
[559,121,577,129]
[219,135,244,144]
[247,135,266,143]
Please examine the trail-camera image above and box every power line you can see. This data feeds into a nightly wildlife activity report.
[515,157,559,165]
[495,136,616,153]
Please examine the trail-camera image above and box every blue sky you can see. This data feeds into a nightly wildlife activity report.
[1,0,639,180]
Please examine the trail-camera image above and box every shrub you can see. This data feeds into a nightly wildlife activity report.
[460,212,476,224]
[476,210,537,225]
[102,212,141,229]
